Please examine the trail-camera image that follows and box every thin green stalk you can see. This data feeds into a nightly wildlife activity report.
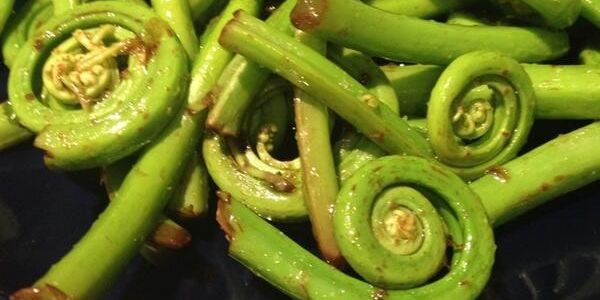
[168,153,210,220]
[102,157,195,249]
[471,121,600,225]
[293,31,342,266]
[152,0,199,60]
[0,102,33,151]
[364,0,475,18]
[382,64,600,119]
[187,0,262,111]
[25,106,197,300]
[104,148,209,222]
[328,47,397,184]
[291,0,569,65]
[206,0,296,136]
[328,47,398,114]
[219,11,434,158]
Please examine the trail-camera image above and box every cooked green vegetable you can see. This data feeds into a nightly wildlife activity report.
[206,0,296,136]
[3,0,600,299]
[293,30,343,266]
[217,155,497,299]
[427,51,535,179]
[10,0,260,298]
[218,121,600,299]
[219,11,434,158]
[204,81,307,221]
[474,121,600,225]
[382,64,600,119]
[8,2,188,170]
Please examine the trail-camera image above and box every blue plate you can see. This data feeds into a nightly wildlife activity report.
[1,54,600,300]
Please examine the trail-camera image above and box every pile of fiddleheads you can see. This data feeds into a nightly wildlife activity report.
[0,0,599,299]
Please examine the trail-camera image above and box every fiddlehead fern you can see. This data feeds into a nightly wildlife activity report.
[335,156,495,291]
[427,51,535,179]
[219,11,434,158]
[218,156,496,299]
[204,81,308,221]
[8,1,188,170]
[382,63,600,119]
[291,0,569,65]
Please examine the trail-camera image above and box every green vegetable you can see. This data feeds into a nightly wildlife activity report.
[206,0,296,136]
[11,0,261,298]
[217,156,497,300]
[328,47,396,184]
[204,82,307,221]
[427,51,535,179]
[219,11,434,158]
[8,2,188,170]
[151,0,198,59]
[293,30,343,266]
[218,122,600,299]
[335,156,495,292]
[473,121,600,225]
[167,153,210,220]
[291,0,569,65]
[382,64,600,119]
